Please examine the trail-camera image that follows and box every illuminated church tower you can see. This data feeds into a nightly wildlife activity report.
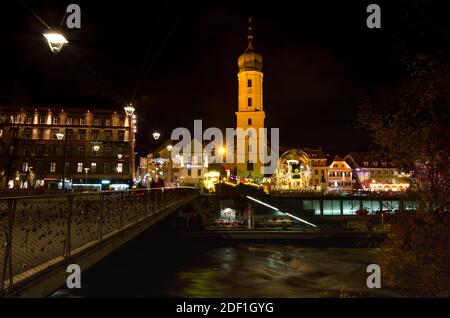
[235,18,266,178]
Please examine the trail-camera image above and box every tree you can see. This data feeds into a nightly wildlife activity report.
[357,0,450,297]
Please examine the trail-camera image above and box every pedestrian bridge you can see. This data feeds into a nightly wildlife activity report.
[0,187,198,297]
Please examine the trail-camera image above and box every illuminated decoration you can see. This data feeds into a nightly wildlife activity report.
[101,180,110,184]
[43,32,68,53]
[55,132,64,140]
[369,182,410,192]
[203,171,220,191]
[153,131,161,140]
[274,149,312,191]
[246,195,317,228]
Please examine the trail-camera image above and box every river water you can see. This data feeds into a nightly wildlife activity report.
[52,226,410,298]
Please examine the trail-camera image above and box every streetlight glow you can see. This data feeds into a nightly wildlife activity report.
[153,131,161,140]
[55,132,64,140]
[43,32,68,53]
[124,105,135,116]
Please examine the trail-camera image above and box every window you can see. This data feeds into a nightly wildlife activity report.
[53,117,60,124]
[66,118,72,125]
[117,163,123,173]
[104,162,110,173]
[363,161,369,167]
[248,79,252,87]
[39,116,46,124]
[248,118,252,125]
[91,162,97,173]
[13,116,19,124]
[37,145,44,156]
[117,146,124,156]
[198,169,201,177]
[118,131,125,141]
[248,97,252,107]
[50,162,56,173]
[77,162,83,173]
[0,116,5,123]
[26,116,32,124]
[105,130,112,141]
[94,119,99,126]
[67,129,73,139]
[105,119,111,126]
[79,130,85,140]
[49,145,56,156]
[105,147,112,156]
[382,162,387,167]
[35,161,43,173]
[24,129,31,139]
[187,168,191,176]
[65,145,71,156]
[315,169,319,175]
[247,160,254,171]
[77,146,85,156]
[92,147,98,157]
[23,145,30,156]
[64,162,70,174]
[22,161,29,172]
[80,118,86,125]
[92,130,98,141]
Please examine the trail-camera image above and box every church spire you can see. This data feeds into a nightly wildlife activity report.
[247,16,254,50]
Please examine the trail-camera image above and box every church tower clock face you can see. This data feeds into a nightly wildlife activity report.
[235,17,266,178]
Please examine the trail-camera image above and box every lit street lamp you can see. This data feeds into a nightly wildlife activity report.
[153,131,161,140]
[43,32,68,53]
[56,132,68,189]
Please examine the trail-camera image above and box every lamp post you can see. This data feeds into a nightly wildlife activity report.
[84,167,90,185]
[56,132,67,189]
[124,104,136,184]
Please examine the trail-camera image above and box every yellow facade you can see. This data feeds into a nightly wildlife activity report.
[235,22,266,178]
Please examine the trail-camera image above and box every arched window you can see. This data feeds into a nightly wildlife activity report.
[247,79,252,87]
[248,118,252,125]
[248,97,252,107]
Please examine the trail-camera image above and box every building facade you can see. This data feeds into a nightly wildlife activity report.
[0,106,135,189]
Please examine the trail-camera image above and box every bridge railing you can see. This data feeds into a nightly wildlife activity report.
[0,187,197,296]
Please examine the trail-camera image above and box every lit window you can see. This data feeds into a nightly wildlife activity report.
[39,116,46,124]
[50,162,56,173]
[91,162,97,173]
[22,161,29,172]
[77,162,83,173]
[26,116,32,124]
[53,117,60,124]
[117,163,123,173]
[105,119,111,126]
[80,118,86,125]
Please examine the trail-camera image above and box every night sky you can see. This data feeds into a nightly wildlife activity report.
[1,0,449,155]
